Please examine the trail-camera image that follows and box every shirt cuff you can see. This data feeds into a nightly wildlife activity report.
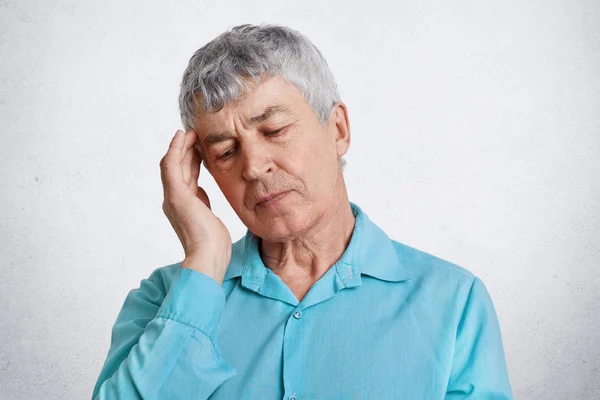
[156,267,226,338]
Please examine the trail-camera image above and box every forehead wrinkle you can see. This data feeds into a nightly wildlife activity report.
[246,104,294,126]
[203,104,293,147]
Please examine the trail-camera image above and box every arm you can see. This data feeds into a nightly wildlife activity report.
[92,267,237,400]
[445,277,514,399]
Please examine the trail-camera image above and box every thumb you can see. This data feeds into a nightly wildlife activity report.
[196,186,211,210]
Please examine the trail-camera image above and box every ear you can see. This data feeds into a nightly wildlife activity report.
[329,102,351,158]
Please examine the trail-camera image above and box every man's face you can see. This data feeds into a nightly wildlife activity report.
[193,75,350,242]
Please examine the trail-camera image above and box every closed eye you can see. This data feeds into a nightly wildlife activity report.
[263,126,287,136]
[217,147,235,160]
[216,126,288,161]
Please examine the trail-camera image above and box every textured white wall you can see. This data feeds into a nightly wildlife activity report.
[1,0,599,399]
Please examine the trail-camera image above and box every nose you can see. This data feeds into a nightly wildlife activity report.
[241,139,272,181]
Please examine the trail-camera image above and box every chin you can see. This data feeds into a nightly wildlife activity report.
[249,214,308,242]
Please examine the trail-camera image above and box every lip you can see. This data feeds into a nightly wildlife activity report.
[256,190,291,207]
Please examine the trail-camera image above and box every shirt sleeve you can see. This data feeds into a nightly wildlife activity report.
[91,267,237,400]
[445,276,514,399]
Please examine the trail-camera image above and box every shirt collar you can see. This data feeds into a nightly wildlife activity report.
[223,201,411,287]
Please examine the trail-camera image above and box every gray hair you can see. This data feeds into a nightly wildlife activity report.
[178,23,347,171]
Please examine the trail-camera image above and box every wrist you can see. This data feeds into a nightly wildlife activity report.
[180,257,224,286]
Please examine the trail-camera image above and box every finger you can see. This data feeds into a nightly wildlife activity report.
[160,129,187,197]
[182,130,199,186]
[194,140,204,168]
[188,143,201,188]
[183,149,201,197]
[190,130,204,186]
[180,128,197,160]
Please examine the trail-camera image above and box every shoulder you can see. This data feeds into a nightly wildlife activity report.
[387,240,501,333]
[390,239,478,301]
[392,240,474,279]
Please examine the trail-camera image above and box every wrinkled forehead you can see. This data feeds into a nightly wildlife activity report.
[192,75,305,136]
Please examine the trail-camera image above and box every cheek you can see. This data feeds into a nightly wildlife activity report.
[214,175,244,202]
[289,137,333,189]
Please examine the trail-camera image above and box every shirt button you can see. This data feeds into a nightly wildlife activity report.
[293,310,302,319]
[289,396,298,400]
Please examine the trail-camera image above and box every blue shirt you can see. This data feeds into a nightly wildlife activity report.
[92,202,513,399]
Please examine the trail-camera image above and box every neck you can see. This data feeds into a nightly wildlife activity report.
[258,194,356,288]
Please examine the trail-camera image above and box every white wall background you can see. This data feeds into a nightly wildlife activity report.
[1,0,599,398]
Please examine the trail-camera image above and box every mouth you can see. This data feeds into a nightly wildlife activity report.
[256,190,291,208]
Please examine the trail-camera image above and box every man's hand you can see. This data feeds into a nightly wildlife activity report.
[160,129,232,285]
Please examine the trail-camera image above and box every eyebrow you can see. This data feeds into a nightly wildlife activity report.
[204,105,293,147]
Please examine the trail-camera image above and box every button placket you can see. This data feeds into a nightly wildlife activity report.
[283,307,306,400]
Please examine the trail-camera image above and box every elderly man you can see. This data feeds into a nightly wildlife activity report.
[92,24,513,399]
